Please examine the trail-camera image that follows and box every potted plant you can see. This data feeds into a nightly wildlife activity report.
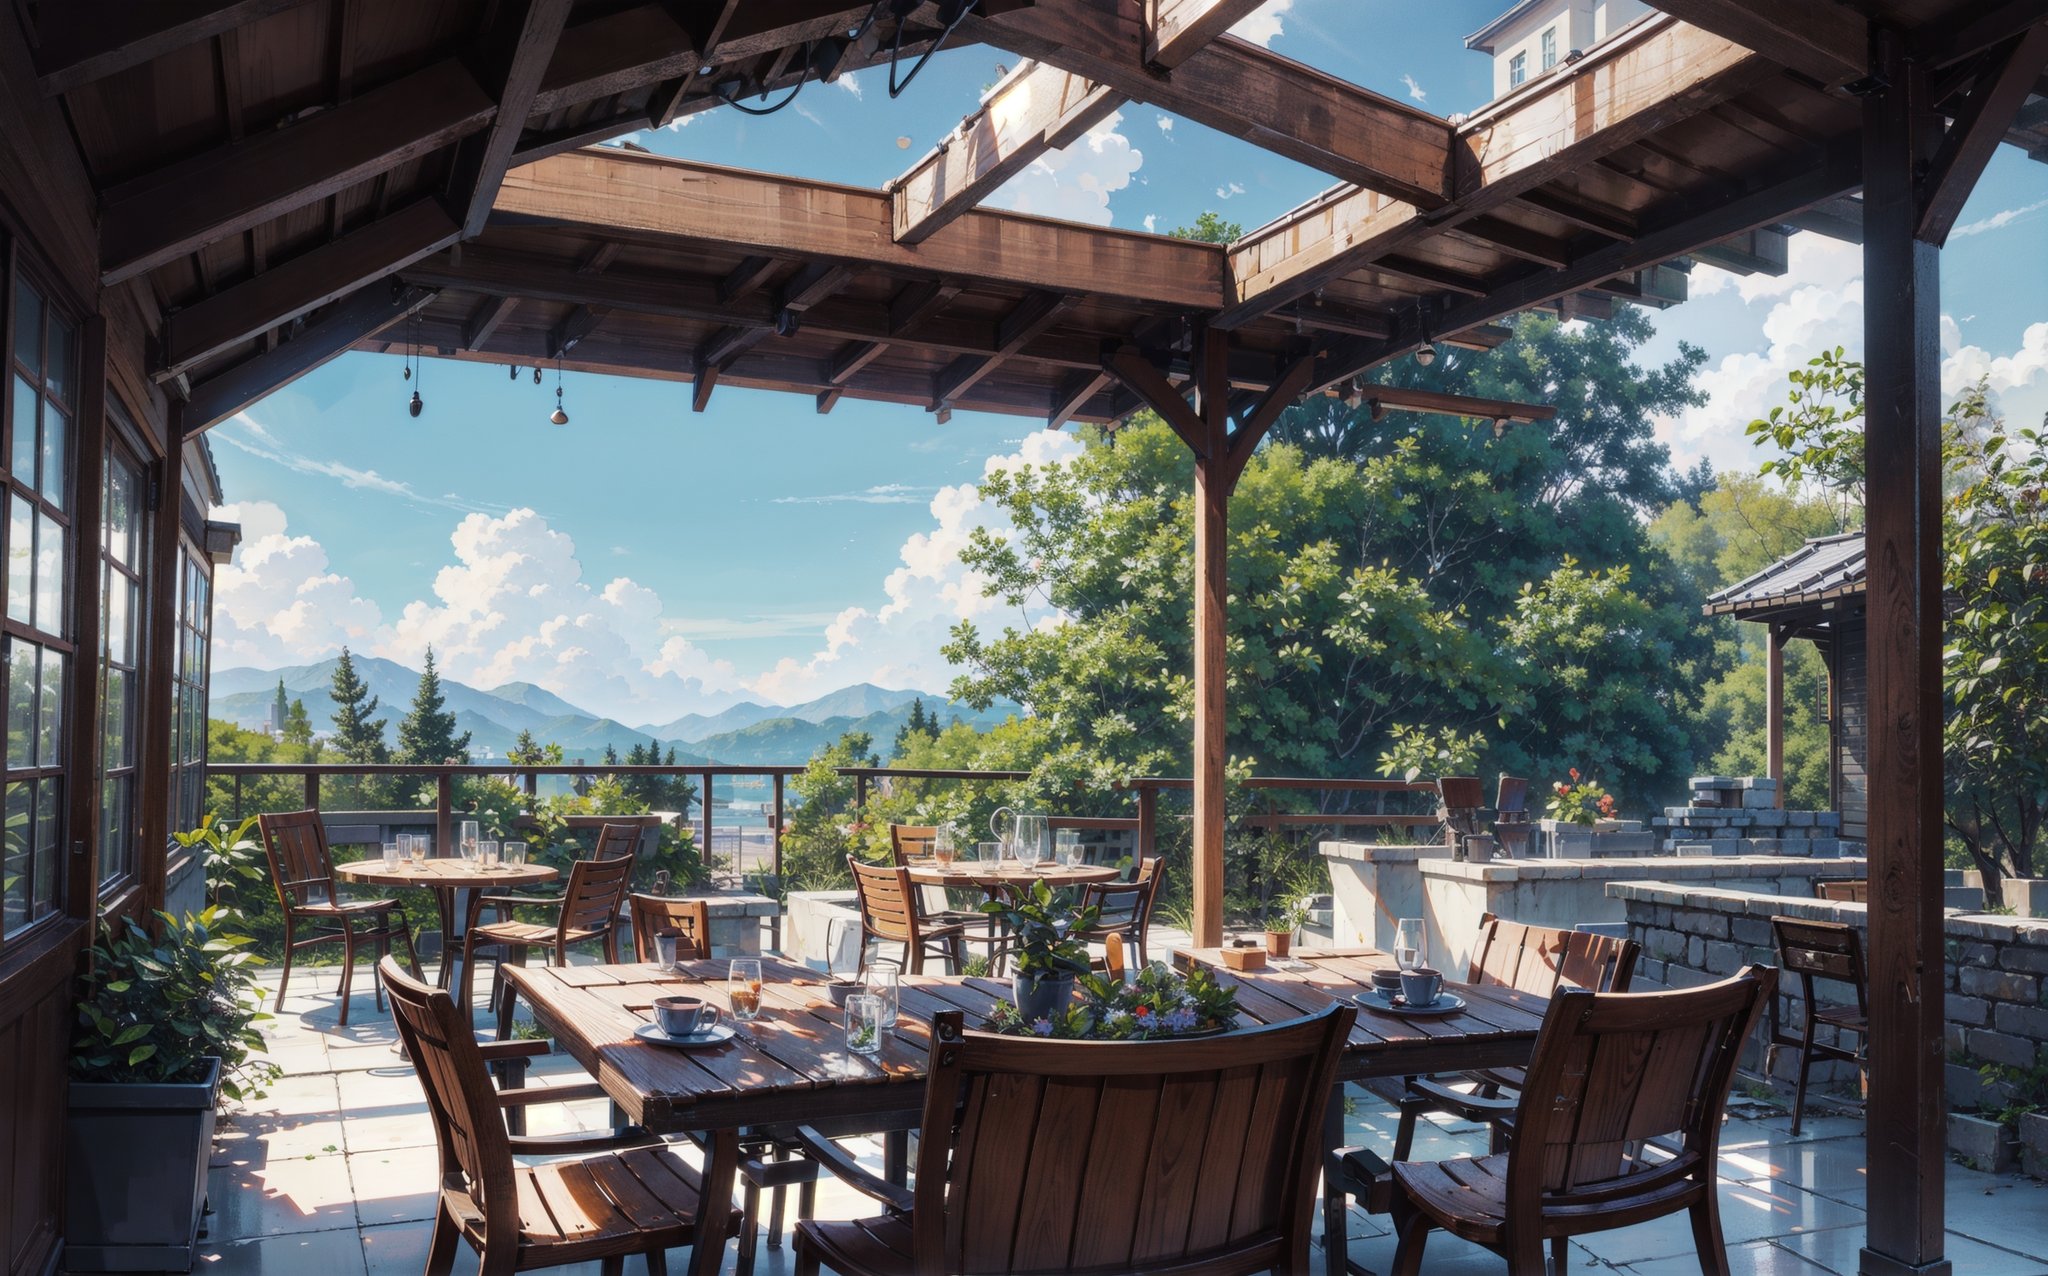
[1265,896,1311,958]
[985,964,1241,1039]
[982,880,1098,1022]
[1546,768,1616,826]
[66,907,279,1272]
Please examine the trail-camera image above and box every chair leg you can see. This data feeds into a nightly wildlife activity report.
[643,1249,667,1276]
[1551,1234,1569,1274]
[337,926,357,1028]
[1392,1091,1428,1161]
[1689,1191,1731,1276]
[1388,1209,1431,1276]
[425,1203,462,1276]
[1321,1158,1350,1276]
[460,928,484,1013]
[793,1241,821,1276]
[274,920,296,1012]
[735,1177,762,1276]
[600,1256,625,1276]
[373,933,389,1011]
[1790,1038,1815,1137]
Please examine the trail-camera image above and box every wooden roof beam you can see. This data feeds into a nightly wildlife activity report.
[493,151,1228,310]
[720,256,781,304]
[889,280,962,334]
[32,0,320,96]
[1146,0,1270,69]
[1357,386,1557,424]
[972,2,1452,206]
[185,283,435,433]
[450,0,576,239]
[546,305,608,359]
[1643,0,1864,86]
[1048,369,1111,430]
[932,291,1070,408]
[892,61,1123,244]
[100,58,495,286]
[1918,24,2048,246]
[462,296,518,350]
[156,198,458,382]
[1217,16,1769,328]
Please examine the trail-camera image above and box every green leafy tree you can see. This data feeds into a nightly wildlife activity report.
[281,698,315,749]
[1746,346,1865,529]
[327,647,387,762]
[395,646,471,765]
[508,729,563,766]
[779,732,880,892]
[892,698,940,757]
[1170,212,1242,243]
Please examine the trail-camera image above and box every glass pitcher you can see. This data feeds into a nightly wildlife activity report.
[991,807,1047,866]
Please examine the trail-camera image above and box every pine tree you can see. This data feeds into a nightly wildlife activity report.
[272,679,288,733]
[282,698,314,747]
[327,647,388,763]
[396,646,472,764]
[602,742,620,766]
[893,697,939,756]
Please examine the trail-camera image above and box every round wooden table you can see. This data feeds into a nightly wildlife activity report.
[903,861,1120,891]
[336,858,559,990]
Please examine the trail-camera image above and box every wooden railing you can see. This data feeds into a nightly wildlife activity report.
[205,762,1446,886]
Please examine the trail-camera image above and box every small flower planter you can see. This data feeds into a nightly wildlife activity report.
[1011,972,1075,1022]
[1264,929,1293,958]
[65,1056,222,1272]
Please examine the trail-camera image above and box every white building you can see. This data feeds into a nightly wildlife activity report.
[1464,0,1651,99]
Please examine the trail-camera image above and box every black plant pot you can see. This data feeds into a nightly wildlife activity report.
[65,1056,221,1273]
[1011,972,1075,1022]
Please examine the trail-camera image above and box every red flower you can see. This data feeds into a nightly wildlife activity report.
[1569,768,1580,781]
[1555,782,1569,795]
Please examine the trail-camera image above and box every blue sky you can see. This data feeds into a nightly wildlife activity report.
[211,0,2048,725]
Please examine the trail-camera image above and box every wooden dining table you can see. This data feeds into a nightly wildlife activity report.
[505,946,1550,1274]
[336,857,558,990]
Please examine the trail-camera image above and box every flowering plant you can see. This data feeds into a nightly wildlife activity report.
[984,963,1240,1040]
[1546,768,1617,826]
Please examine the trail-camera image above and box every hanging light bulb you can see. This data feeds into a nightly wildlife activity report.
[1415,341,1438,367]
[509,365,519,380]
[549,358,569,425]
[409,389,424,418]
[403,317,423,415]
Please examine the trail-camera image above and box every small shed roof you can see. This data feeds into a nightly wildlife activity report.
[1704,531,1865,622]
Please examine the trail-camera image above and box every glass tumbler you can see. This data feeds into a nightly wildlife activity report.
[478,840,499,866]
[382,841,400,869]
[1394,918,1425,972]
[844,994,884,1055]
[728,958,764,1021]
[504,841,528,866]
[865,959,900,1026]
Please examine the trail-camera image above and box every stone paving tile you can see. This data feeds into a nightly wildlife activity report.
[1622,1239,1836,1275]
[195,1224,370,1276]
[206,1151,361,1239]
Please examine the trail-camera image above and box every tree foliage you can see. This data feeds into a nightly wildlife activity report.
[327,647,387,763]
[395,646,471,765]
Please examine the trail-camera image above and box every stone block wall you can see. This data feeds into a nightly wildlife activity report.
[1650,775,1855,857]
[1610,881,2048,1153]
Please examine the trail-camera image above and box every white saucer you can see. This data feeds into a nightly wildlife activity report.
[633,1022,737,1048]
[1353,989,1467,1018]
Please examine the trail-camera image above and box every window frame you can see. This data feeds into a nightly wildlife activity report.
[167,537,212,841]
[96,419,149,894]
[1541,26,1558,70]
[1509,50,1528,87]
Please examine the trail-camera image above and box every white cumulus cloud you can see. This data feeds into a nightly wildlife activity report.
[988,111,1141,226]
[212,500,383,669]
[1401,74,1427,103]
[1229,0,1293,47]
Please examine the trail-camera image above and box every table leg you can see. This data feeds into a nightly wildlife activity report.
[692,1128,741,1276]
[433,888,457,990]
[1322,1082,1371,1276]
[496,944,527,1041]
[883,1129,909,1187]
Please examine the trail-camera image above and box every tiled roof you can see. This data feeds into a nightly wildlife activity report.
[1703,532,1865,618]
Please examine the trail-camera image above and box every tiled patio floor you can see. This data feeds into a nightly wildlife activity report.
[192,955,2048,1276]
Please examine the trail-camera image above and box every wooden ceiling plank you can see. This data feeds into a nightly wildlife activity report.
[893,61,1124,245]
[1280,298,1394,340]
[1369,256,1489,297]
[493,151,1228,310]
[932,290,1070,406]
[1515,189,1639,240]
[1926,0,2048,69]
[1145,0,1268,69]
[1642,0,1864,86]
[547,305,610,359]
[1447,216,1574,269]
[1918,25,2048,246]
[1218,16,1763,328]
[453,0,577,239]
[34,0,321,97]
[462,295,519,350]
[100,59,495,286]
[185,283,435,432]
[1048,369,1110,429]
[889,280,962,334]
[825,340,888,385]
[719,256,781,303]
[158,198,460,381]
[776,262,854,313]
[974,4,1454,207]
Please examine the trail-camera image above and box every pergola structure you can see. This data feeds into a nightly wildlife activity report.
[2,1,2046,1273]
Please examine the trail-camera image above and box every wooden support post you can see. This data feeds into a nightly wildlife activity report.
[1135,784,1158,864]
[304,770,320,811]
[436,772,453,856]
[1766,625,1786,807]
[772,772,786,882]
[1859,26,1951,1276]
[701,772,715,866]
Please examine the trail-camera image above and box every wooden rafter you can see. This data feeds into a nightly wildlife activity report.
[1216,16,1769,328]
[492,152,1228,310]
[461,296,518,350]
[157,199,458,382]
[1643,0,1864,86]
[973,2,1453,206]
[892,61,1122,244]
[451,0,575,239]
[33,0,319,96]
[1145,0,1268,69]
[185,283,435,432]
[1048,369,1111,429]
[547,305,608,359]
[1361,386,1558,424]
[1918,24,2048,245]
[933,291,1070,407]
[719,256,781,304]
[100,59,494,285]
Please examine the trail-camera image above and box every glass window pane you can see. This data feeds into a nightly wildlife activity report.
[37,651,61,766]
[34,511,62,636]
[103,668,126,768]
[6,640,32,770]
[11,377,35,483]
[105,572,131,665]
[41,403,67,510]
[5,495,27,625]
[3,781,29,934]
[34,778,58,919]
[101,774,129,886]
[105,461,132,566]
[12,279,40,375]
[45,317,75,407]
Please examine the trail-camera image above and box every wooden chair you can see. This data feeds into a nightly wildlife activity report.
[1492,775,1531,859]
[847,857,965,975]
[256,810,420,1027]
[628,896,712,963]
[1813,879,1869,903]
[465,850,637,1029]
[1386,965,1777,1276]
[1767,916,1868,1135]
[1075,855,1165,969]
[792,1002,1356,1276]
[1324,915,1639,1275]
[376,957,735,1276]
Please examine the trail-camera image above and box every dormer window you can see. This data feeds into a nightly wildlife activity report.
[1509,50,1528,86]
[1541,27,1558,69]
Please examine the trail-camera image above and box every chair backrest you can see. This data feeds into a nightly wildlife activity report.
[889,824,937,866]
[1772,916,1867,1013]
[849,856,918,943]
[592,820,643,861]
[1813,879,1868,903]
[1134,855,1166,925]
[908,1003,1355,1275]
[1079,878,1148,927]
[629,895,711,962]
[559,853,636,939]
[258,809,337,910]
[1437,776,1484,810]
[1507,966,1774,1213]
[377,956,516,1242]
[1467,913,1639,995]
[1496,774,1530,817]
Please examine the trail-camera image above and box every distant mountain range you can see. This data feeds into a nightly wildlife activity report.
[210,658,1017,765]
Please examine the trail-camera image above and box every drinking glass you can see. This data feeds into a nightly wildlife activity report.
[653,932,679,971]
[381,841,400,869]
[478,840,498,867]
[976,840,1003,865]
[407,834,427,866]
[653,869,673,897]
[1054,829,1081,867]
[933,824,956,866]
[844,994,884,1056]
[728,958,764,1021]
[1394,918,1425,971]
[865,959,900,1026]
[504,841,528,866]
[459,820,480,862]
[1016,830,1045,870]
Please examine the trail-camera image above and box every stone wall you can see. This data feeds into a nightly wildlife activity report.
[1610,880,2048,1173]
